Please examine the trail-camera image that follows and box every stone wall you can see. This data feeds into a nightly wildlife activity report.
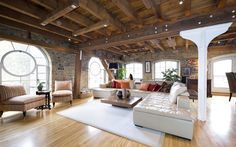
[46,49,76,91]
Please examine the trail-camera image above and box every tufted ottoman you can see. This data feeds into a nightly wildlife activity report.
[92,88,117,99]
[133,93,194,139]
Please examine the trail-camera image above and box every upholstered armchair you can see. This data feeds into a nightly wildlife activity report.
[226,72,236,101]
[0,85,45,117]
[52,81,73,107]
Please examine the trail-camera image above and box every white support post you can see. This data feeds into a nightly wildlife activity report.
[180,22,232,121]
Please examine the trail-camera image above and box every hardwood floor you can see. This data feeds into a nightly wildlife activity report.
[0,96,236,147]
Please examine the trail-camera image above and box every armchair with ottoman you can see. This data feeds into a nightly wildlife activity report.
[0,85,45,117]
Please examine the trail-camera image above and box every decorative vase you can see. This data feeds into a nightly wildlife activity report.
[116,90,123,99]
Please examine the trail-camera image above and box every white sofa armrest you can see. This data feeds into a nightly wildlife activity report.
[177,95,190,109]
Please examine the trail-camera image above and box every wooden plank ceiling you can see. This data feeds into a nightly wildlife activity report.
[0,0,235,55]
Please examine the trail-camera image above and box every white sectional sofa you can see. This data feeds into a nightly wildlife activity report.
[133,92,194,139]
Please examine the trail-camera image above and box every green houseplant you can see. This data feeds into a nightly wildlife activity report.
[117,68,127,80]
[162,68,180,82]
[37,79,45,91]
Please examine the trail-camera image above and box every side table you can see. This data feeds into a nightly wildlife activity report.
[36,90,51,110]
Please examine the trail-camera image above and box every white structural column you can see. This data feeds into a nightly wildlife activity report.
[180,22,232,121]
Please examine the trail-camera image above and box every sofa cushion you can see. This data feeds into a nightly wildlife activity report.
[134,93,192,121]
[158,82,173,93]
[139,83,149,91]
[55,81,72,91]
[169,84,187,104]
[152,83,161,91]
[2,95,44,105]
[52,90,72,97]
[148,84,156,91]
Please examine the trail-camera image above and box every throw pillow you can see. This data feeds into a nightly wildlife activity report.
[169,84,187,104]
[152,83,161,91]
[139,83,150,91]
[120,81,130,89]
[158,82,173,93]
[112,81,117,88]
[148,84,156,91]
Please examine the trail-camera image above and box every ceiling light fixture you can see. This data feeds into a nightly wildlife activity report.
[103,24,108,27]
[73,34,77,37]
[40,23,46,26]
[209,14,213,18]
[232,10,235,13]
[179,0,184,5]
[68,38,71,41]
[71,4,77,9]
[232,15,236,18]
[198,21,202,25]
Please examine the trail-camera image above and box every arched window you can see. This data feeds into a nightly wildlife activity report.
[125,63,143,80]
[154,60,179,80]
[88,57,108,88]
[0,40,50,94]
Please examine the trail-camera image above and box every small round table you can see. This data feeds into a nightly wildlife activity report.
[36,90,51,110]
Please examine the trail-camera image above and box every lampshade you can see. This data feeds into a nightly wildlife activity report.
[109,63,118,69]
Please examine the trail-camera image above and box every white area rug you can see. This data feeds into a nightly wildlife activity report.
[57,100,164,147]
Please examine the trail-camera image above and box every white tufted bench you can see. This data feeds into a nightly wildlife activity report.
[133,93,194,139]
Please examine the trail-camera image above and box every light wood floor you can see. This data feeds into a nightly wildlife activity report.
[0,96,236,147]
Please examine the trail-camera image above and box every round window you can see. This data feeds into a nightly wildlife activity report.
[1,50,36,76]
[90,61,101,76]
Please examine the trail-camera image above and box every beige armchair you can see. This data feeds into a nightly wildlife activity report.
[52,81,73,107]
[0,85,45,117]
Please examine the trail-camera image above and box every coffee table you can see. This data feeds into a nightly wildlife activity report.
[101,96,142,108]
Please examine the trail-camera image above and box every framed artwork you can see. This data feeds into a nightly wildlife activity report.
[145,61,151,73]
[182,67,191,76]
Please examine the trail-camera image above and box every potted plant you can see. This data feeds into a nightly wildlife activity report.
[37,79,45,91]
[117,68,127,80]
[162,68,180,82]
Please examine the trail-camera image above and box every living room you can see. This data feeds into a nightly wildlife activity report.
[0,0,236,147]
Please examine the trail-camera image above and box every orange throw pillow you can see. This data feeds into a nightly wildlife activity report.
[120,81,130,89]
[139,83,150,91]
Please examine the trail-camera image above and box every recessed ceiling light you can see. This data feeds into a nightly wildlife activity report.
[73,34,77,37]
[68,38,71,41]
[165,28,168,31]
[198,21,202,25]
[232,10,235,13]
[103,24,108,27]
[71,4,77,9]
[40,22,46,26]
[209,14,213,18]
[165,24,168,27]
[232,15,236,18]
[179,0,184,5]
[218,41,221,44]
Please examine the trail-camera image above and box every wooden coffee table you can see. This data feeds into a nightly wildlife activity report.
[101,96,142,108]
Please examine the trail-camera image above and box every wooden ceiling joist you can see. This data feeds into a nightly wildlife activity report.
[217,0,228,8]
[185,40,189,51]
[78,6,235,50]
[41,0,79,26]
[0,6,81,42]
[112,0,142,23]
[184,0,192,16]
[102,48,124,56]
[73,20,109,36]
[167,37,176,49]
[142,0,163,21]
[79,0,126,32]
[144,41,155,52]
[150,39,165,51]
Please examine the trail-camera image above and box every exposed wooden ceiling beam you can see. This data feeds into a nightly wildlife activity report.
[73,20,109,36]
[79,0,126,32]
[102,48,124,56]
[185,40,189,51]
[41,0,79,26]
[144,41,155,52]
[184,0,191,16]
[150,39,165,51]
[142,0,163,21]
[0,24,78,53]
[0,6,81,42]
[166,37,176,49]
[112,0,142,23]
[217,0,228,8]
[78,6,235,50]
[30,0,106,36]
